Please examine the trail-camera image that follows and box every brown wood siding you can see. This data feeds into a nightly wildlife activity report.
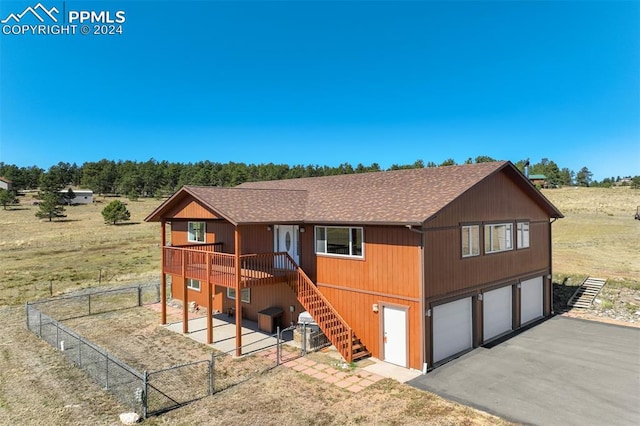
[315,226,421,299]
[318,284,422,370]
[238,225,275,254]
[425,222,549,298]
[221,283,304,325]
[168,198,222,219]
[424,170,552,299]
[170,220,235,247]
[168,274,224,313]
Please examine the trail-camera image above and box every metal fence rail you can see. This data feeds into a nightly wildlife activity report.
[146,358,213,416]
[25,285,315,419]
[26,304,145,414]
[28,283,161,321]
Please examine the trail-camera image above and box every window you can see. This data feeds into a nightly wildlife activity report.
[188,221,206,243]
[484,223,513,253]
[461,225,480,257]
[227,288,250,303]
[517,221,530,249]
[315,226,364,258]
[187,278,201,291]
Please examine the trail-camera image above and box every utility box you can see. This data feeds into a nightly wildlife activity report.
[257,307,283,333]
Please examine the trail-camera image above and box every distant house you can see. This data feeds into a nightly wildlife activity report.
[145,161,563,370]
[0,177,12,191]
[528,174,547,188]
[60,189,93,204]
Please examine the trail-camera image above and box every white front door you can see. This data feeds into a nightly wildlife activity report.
[383,305,407,367]
[274,225,299,266]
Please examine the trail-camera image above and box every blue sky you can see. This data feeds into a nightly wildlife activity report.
[1,0,638,181]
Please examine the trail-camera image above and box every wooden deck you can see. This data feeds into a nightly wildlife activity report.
[163,246,297,288]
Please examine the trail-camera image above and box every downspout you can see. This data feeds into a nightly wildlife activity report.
[407,224,427,373]
[549,217,557,315]
[234,226,242,357]
[160,220,167,325]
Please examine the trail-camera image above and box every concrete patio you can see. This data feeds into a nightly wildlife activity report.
[164,313,294,355]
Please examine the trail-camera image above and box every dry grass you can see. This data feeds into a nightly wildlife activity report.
[542,187,640,281]
[1,305,509,425]
[1,186,639,424]
[0,197,161,305]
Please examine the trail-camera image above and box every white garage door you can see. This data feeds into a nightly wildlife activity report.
[433,297,473,364]
[483,285,513,341]
[521,276,544,324]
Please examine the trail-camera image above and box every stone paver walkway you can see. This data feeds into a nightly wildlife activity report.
[254,347,386,393]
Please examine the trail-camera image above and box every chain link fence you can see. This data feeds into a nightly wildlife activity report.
[24,285,311,419]
[29,283,160,321]
[26,304,146,414]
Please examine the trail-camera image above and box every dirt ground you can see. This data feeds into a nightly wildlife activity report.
[0,304,511,426]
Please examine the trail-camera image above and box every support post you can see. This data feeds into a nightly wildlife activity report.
[206,253,213,344]
[234,227,242,357]
[160,220,167,325]
[182,249,188,334]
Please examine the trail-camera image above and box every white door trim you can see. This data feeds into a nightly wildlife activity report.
[382,304,408,367]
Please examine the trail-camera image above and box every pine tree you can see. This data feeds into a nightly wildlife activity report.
[0,189,18,210]
[101,200,131,225]
[35,192,65,221]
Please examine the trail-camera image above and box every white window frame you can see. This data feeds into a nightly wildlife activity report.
[517,221,530,249]
[188,221,206,243]
[461,225,480,257]
[314,226,364,258]
[484,223,513,254]
[227,287,250,303]
[187,278,201,291]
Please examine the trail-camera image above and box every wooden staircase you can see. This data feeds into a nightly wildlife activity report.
[283,256,370,362]
[567,277,607,308]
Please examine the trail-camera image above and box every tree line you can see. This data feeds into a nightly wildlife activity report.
[0,157,637,200]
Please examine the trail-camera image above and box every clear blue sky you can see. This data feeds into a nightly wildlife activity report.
[1,0,638,181]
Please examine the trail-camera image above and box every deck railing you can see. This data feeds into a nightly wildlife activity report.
[162,246,294,288]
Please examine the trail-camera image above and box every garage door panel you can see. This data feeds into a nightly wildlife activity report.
[483,285,513,341]
[433,297,473,364]
[521,276,543,324]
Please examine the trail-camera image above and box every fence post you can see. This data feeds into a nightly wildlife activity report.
[105,353,109,390]
[302,323,307,356]
[276,326,281,366]
[142,370,148,419]
[137,285,142,307]
[208,353,214,396]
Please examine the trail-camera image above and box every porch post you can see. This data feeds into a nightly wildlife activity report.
[235,226,242,356]
[206,252,213,344]
[182,249,188,334]
[160,220,167,325]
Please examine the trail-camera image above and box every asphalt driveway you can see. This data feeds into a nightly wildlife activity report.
[408,316,640,426]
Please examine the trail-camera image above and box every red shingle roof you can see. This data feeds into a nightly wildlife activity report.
[146,161,562,225]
